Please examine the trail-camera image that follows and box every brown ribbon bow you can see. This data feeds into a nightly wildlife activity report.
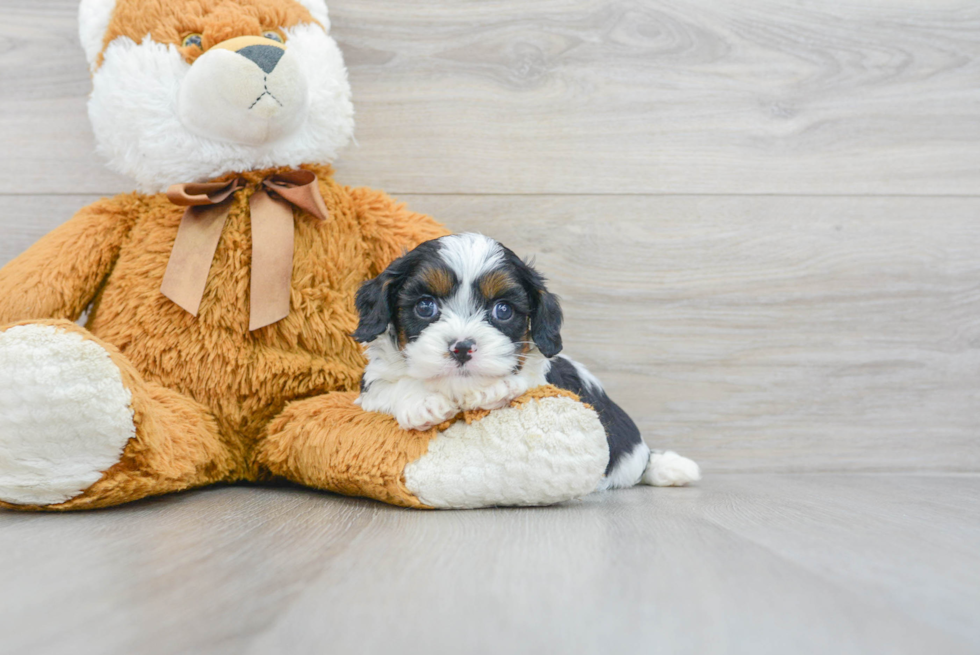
[160,170,329,331]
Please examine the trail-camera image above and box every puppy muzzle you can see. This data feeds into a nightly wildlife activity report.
[177,35,309,146]
[449,339,476,365]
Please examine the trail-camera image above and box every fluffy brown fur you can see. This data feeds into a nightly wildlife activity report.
[96,0,317,67]
[0,165,453,510]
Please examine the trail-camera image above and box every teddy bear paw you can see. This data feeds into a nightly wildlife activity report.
[403,394,609,508]
[0,325,135,506]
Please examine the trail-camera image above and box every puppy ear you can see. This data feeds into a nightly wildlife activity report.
[353,241,440,343]
[352,274,394,343]
[531,288,564,358]
[506,249,564,358]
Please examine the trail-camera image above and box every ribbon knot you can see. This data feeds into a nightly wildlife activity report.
[160,170,329,331]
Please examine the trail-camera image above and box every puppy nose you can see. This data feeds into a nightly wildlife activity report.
[237,44,285,74]
[449,339,476,364]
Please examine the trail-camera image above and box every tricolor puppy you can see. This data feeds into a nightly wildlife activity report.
[353,233,701,490]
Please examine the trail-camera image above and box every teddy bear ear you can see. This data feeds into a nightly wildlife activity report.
[293,0,331,30]
[78,0,117,72]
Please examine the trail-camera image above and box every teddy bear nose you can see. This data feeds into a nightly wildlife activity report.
[237,44,285,74]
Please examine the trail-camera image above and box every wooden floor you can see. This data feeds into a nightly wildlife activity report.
[1,475,978,655]
[2,1,979,653]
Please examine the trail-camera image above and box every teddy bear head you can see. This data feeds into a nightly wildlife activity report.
[79,0,354,192]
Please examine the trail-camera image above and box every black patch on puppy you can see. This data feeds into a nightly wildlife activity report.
[352,239,446,344]
[499,247,563,357]
[546,356,643,476]
[472,269,531,351]
[352,274,393,344]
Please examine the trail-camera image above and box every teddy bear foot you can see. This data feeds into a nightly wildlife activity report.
[403,394,609,509]
[0,324,135,506]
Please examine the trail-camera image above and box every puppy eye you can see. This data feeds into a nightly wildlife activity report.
[181,33,203,49]
[263,30,285,43]
[415,297,439,319]
[492,301,514,322]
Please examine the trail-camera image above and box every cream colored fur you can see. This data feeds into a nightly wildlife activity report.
[293,0,329,27]
[0,326,135,506]
[78,0,117,71]
[404,396,609,509]
[177,44,309,145]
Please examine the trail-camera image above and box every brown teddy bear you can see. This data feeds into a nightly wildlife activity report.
[0,0,698,511]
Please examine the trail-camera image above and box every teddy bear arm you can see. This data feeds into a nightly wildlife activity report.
[349,186,452,276]
[0,196,139,325]
[257,391,433,507]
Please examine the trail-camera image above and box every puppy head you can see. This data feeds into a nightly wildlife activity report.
[353,234,563,380]
[79,0,353,192]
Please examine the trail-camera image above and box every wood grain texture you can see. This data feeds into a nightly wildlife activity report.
[1,476,978,655]
[3,193,978,473]
[1,0,979,194]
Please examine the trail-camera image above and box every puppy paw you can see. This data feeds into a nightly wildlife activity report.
[642,450,701,487]
[397,393,459,431]
[461,377,527,411]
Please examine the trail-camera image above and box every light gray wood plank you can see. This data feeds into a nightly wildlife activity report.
[0,487,380,655]
[698,474,980,644]
[1,1,979,195]
[0,195,102,265]
[0,2,134,195]
[2,476,977,655]
[249,475,980,655]
[2,193,978,473]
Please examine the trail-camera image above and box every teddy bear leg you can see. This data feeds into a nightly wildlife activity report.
[0,320,231,511]
[256,390,609,509]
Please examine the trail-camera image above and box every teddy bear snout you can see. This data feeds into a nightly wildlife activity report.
[176,37,309,147]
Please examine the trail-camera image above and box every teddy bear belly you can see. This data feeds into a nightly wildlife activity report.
[85,279,366,455]
[92,313,363,443]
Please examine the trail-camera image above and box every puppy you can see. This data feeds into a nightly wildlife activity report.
[353,233,700,489]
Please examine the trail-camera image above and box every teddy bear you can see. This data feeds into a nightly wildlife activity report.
[0,0,698,511]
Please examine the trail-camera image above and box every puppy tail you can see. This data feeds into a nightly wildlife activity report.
[640,450,702,487]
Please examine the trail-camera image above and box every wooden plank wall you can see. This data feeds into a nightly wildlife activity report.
[1,0,978,472]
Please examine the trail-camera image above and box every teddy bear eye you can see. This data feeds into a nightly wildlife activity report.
[263,31,284,43]
[182,33,203,49]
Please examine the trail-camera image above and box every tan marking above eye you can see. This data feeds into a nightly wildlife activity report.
[478,271,517,300]
[421,268,455,297]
